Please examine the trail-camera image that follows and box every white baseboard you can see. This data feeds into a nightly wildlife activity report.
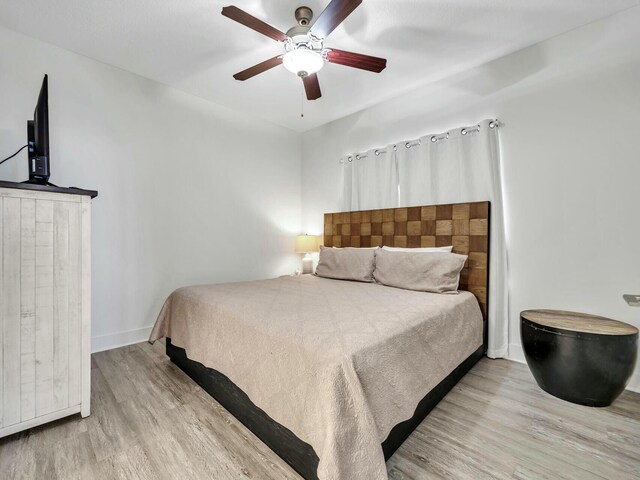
[507,343,639,394]
[507,342,526,364]
[91,325,153,353]
[90,333,640,394]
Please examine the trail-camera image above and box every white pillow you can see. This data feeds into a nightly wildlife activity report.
[373,250,467,293]
[382,245,453,253]
[316,246,376,282]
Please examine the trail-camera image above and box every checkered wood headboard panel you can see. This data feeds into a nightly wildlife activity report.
[323,202,490,320]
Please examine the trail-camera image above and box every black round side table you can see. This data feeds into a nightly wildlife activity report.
[520,309,638,407]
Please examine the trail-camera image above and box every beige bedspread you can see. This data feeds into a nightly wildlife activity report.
[149,275,483,480]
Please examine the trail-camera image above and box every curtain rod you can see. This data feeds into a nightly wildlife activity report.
[340,119,501,163]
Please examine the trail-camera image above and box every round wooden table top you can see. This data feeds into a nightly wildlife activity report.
[521,309,639,336]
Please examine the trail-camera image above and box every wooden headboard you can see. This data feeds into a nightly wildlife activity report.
[323,201,490,321]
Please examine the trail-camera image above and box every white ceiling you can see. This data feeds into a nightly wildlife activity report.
[1,0,638,132]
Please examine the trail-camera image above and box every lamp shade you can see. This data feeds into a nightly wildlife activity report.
[295,234,321,253]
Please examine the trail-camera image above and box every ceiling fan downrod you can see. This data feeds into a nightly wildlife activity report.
[295,6,313,26]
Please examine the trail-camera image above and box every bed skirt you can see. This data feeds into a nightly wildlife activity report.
[166,338,484,480]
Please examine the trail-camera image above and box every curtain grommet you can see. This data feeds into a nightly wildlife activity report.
[355,154,361,160]
[405,142,411,148]
[348,156,353,162]
[461,129,467,135]
[430,136,437,143]
[374,149,380,156]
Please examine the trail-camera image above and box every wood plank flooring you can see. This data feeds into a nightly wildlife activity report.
[1,339,638,479]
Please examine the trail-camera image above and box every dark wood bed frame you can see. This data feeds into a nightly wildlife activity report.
[166,201,491,480]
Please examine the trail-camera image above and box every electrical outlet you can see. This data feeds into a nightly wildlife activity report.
[623,294,640,307]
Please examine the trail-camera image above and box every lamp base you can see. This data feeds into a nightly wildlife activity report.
[302,254,313,275]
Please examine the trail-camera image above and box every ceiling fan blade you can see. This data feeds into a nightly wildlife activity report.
[310,0,362,39]
[325,48,387,73]
[221,6,287,42]
[302,73,322,100]
[233,56,283,81]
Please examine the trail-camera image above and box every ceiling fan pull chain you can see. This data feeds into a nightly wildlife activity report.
[301,90,304,118]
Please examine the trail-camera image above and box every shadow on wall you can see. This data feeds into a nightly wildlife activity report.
[451,45,551,97]
[451,17,607,97]
[0,129,28,182]
[164,43,279,85]
[321,15,608,149]
[339,2,517,46]
[375,26,485,54]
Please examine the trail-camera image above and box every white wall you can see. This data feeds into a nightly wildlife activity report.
[301,7,640,391]
[0,27,302,352]
[2,6,638,389]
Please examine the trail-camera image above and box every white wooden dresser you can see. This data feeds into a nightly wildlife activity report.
[0,182,97,438]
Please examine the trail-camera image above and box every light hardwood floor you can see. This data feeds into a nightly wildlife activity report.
[1,339,638,479]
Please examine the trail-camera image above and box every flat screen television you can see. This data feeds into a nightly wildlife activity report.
[26,74,50,184]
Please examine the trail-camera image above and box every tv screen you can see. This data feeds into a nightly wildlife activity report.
[27,74,50,183]
[33,75,49,158]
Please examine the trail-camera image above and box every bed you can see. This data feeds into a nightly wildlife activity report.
[150,201,490,480]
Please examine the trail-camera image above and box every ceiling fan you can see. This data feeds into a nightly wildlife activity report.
[221,0,387,100]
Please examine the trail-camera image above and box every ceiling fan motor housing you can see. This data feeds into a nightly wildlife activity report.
[295,6,313,26]
[286,26,322,49]
[286,25,313,41]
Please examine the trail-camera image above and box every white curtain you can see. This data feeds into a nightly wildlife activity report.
[340,148,399,211]
[340,119,508,358]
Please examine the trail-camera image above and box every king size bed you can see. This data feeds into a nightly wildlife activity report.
[149,201,490,480]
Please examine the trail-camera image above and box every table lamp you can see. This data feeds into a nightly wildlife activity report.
[295,234,321,274]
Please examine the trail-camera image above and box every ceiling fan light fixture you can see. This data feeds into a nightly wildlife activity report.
[283,49,324,77]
